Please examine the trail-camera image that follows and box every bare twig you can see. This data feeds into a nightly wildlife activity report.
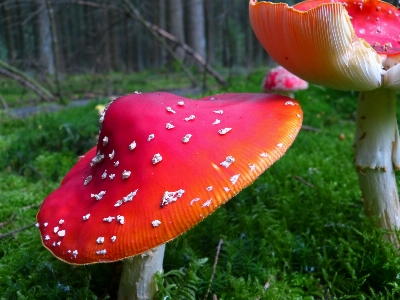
[22,203,41,210]
[150,25,228,86]
[0,60,55,102]
[122,0,197,86]
[301,125,321,132]
[203,239,224,300]
[0,222,8,228]
[0,223,36,240]
[294,175,316,189]
[0,94,9,110]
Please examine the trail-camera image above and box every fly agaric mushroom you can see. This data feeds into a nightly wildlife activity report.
[262,66,309,98]
[37,92,303,299]
[250,0,400,244]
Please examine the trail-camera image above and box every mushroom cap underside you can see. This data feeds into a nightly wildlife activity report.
[249,0,400,91]
[37,92,303,265]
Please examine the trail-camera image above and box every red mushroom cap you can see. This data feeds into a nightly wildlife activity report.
[294,0,400,56]
[36,92,303,265]
[262,66,309,93]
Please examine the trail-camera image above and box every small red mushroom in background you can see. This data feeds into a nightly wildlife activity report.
[36,92,303,299]
[262,66,309,98]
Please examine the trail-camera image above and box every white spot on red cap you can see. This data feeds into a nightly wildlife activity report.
[122,170,131,179]
[177,101,184,106]
[96,237,105,244]
[59,219,64,224]
[249,163,256,172]
[214,110,223,114]
[202,199,212,207]
[285,101,295,106]
[91,191,106,201]
[161,189,185,207]
[260,153,268,157]
[223,187,230,192]
[57,241,61,246]
[220,156,235,168]
[152,220,161,227]
[152,153,162,164]
[109,174,115,180]
[72,250,78,258]
[54,226,59,233]
[83,213,90,221]
[166,107,176,114]
[109,150,115,160]
[103,216,115,222]
[129,141,136,150]
[230,174,240,184]
[111,236,117,242]
[101,170,107,179]
[182,134,192,143]
[44,222,48,227]
[148,134,155,141]
[103,136,108,146]
[166,123,175,129]
[213,119,220,125]
[96,249,107,255]
[114,161,119,167]
[117,215,125,224]
[84,175,92,186]
[206,186,213,191]
[91,152,104,165]
[184,115,195,121]
[190,198,201,205]
[277,143,283,148]
[58,230,66,237]
[45,235,50,240]
[218,128,232,135]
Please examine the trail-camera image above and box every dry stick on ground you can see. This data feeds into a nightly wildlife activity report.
[294,175,316,189]
[0,94,9,110]
[0,223,36,240]
[0,60,55,102]
[203,239,224,300]
[301,125,321,132]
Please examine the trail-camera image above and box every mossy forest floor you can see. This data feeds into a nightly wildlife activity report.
[1,69,400,299]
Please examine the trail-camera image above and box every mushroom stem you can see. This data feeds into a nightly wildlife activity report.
[118,244,166,300]
[354,89,400,245]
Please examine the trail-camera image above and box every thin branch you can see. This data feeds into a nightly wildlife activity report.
[294,175,316,189]
[0,59,55,102]
[122,0,197,86]
[203,239,224,300]
[0,223,36,240]
[151,25,228,86]
[0,94,9,110]
[301,125,321,132]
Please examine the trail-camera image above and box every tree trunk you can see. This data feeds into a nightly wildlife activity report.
[2,0,16,63]
[187,0,206,68]
[204,0,215,65]
[118,245,165,300]
[36,0,55,75]
[158,0,167,67]
[169,0,185,60]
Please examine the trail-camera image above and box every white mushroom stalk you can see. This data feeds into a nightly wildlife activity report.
[355,88,400,242]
